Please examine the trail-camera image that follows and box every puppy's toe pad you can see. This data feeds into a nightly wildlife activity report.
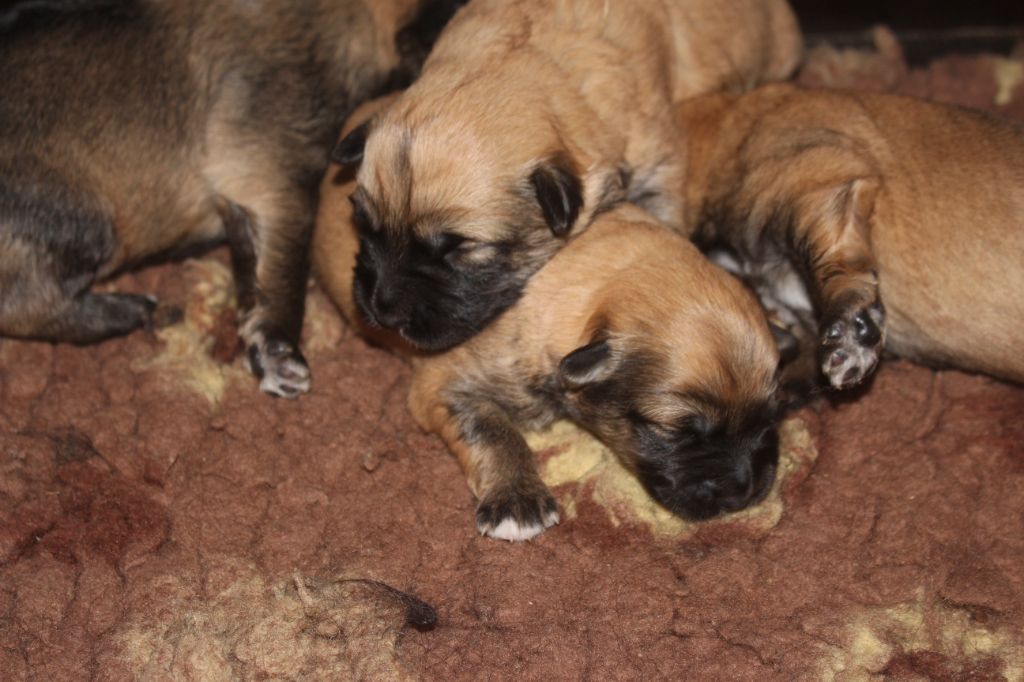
[823,346,877,390]
[249,342,312,399]
[820,303,885,390]
[259,360,311,398]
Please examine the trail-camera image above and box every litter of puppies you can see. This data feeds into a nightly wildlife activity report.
[3,0,1022,540]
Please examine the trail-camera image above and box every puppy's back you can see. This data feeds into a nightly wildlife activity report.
[859,93,1024,379]
[665,0,802,94]
[686,83,1024,382]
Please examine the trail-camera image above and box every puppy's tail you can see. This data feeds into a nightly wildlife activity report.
[0,0,132,31]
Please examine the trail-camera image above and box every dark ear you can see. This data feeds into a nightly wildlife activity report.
[530,154,583,237]
[559,339,617,390]
[395,0,469,66]
[332,121,370,166]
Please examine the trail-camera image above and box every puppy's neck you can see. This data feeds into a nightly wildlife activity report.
[679,84,804,244]
[677,92,742,240]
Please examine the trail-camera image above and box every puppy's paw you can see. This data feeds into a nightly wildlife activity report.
[819,302,885,390]
[476,484,560,542]
[246,336,311,398]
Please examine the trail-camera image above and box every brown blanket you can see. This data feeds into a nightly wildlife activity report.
[1,29,1023,680]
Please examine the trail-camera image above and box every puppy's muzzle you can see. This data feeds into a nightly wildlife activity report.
[640,428,780,521]
[352,255,410,330]
[365,282,408,330]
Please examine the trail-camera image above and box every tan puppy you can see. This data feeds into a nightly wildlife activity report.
[0,0,464,396]
[315,99,782,540]
[676,82,1024,389]
[329,0,802,352]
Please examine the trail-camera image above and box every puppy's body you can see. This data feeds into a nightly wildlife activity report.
[316,102,782,539]
[678,83,1024,388]
[0,0,461,395]
[336,0,802,351]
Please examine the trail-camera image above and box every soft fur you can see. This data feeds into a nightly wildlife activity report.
[330,0,802,351]
[676,82,1024,391]
[315,97,783,540]
[0,0,464,396]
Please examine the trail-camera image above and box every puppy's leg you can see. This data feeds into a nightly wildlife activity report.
[457,404,560,541]
[445,402,561,541]
[38,292,156,343]
[0,220,156,343]
[787,178,886,390]
[409,373,559,541]
[221,196,312,398]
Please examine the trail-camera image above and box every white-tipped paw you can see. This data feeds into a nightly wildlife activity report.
[246,337,311,398]
[476,486,560,542]
[819,302,885,390]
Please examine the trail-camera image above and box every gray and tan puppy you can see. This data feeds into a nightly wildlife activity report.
[315,98,783,540]
[330,0,802,352]
[676,82,1024,390]
[0,0,464,396]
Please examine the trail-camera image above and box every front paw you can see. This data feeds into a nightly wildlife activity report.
[476,483,560,542]
[819,301,885,390]
[246,335,311,398]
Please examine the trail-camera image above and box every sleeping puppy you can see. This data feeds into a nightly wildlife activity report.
[330,0,802,352]
[0,0,464,396]
[315,100,783,539]
[677,82,1024,390]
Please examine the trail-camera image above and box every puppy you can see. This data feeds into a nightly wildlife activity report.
[329,0,802,352]
[676,82,1024,390]
[0,0,464,396]
[315,100,783,539]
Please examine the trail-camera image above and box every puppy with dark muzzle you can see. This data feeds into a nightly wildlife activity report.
[329,0,802,352]
[315,99,783,539]
[0,0,464,396]
[676,82,1024,391]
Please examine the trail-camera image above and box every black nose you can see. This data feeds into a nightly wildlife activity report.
[639,427,780,521]
[370,285,408,329]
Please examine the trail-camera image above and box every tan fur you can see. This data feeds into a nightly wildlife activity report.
[0,0,461,396]
[315,99,780,538]
[361,0,801,234]
[315,95,407,347]
[678,82,1024,385]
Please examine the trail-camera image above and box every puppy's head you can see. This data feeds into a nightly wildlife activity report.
[557,220,781,520]
[332,86,587,351]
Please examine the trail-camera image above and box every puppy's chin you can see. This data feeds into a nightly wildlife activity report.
[637,428,780,521]
[351,262,525,352]
[397,312,488,352]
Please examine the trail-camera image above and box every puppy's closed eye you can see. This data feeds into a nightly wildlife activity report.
[442,236,499,264]
[429,232,467,256]
[349,196,375,234]
[631,412,706,445]
[631,413,681,441]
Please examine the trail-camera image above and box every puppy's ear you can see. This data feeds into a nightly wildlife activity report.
[395,0,469,68]
[530,154,583,237]
[559,339,618,390]
[332,121,370,166]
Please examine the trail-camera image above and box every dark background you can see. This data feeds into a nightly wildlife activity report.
[793,0,1024,64]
